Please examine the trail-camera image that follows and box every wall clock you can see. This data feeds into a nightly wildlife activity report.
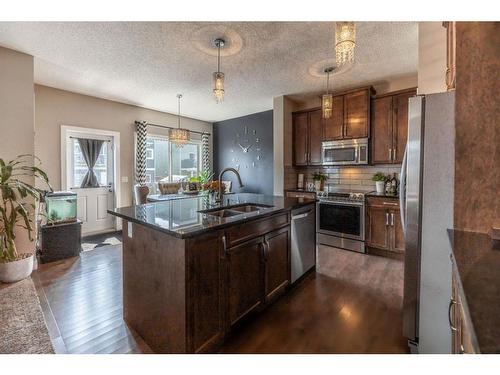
[231,125,262,171]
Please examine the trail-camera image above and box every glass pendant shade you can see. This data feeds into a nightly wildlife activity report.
[170,94,190,147]
[213,71,225,104]
[335,22,356,66]
[169,128,190,147]
[322,93,333,119]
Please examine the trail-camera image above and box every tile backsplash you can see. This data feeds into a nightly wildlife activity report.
[285,165,401,192]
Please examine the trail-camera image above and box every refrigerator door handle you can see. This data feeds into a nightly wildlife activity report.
[400,145,407,236]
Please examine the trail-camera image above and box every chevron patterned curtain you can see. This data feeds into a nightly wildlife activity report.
[135,121,148,186]
[202,133,210,175]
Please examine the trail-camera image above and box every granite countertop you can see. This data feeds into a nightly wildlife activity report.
[284,188,317,194]
[365,191,399,198]
[448,229,500,353]
[109,193,316,239]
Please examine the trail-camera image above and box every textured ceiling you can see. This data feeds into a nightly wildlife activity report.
[0,22,418,122]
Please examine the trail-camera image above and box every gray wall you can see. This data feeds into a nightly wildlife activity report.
[213,110,273,195]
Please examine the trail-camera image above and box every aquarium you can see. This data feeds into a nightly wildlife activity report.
[45,191,77,225]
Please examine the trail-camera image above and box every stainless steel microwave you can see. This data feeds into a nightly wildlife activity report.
[321,138,369,166]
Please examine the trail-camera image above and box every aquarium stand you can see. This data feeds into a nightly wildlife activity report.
[39,220,82,263]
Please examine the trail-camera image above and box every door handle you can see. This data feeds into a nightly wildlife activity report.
[448,298,458,332]
[385,212,389,226]
[263,239,270,261]
[389,148,392,161]
[390,212,394,226]
[382,202,399,206]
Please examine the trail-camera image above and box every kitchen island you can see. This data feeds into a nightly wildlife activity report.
[109,193,316,353]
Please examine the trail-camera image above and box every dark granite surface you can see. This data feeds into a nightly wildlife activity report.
[448,229,500,353]
[284,188,317,194]
[365,191,399,198]
[109,193,316,239]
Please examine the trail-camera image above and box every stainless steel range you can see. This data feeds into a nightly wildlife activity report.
[317,189,366,253]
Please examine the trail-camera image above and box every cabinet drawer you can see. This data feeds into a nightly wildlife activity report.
[366,196,399,208]
[225,212,290,247]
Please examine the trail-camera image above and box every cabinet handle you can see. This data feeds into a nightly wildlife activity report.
[385,212,389,226]
[264,239,270,261]
[393,147,397,161]
[389,148,392,161]
[390,212,394,226]
[221,235,227,260]
[304,152,307,162]
[448,298,458,332]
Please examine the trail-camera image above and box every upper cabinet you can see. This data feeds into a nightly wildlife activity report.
[343,89,371,139]
[323,87,372,141]
[292,109,322,166]
[371,88,417,164]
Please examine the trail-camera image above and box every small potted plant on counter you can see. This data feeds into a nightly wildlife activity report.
[372,172,387,194]
[0,155,52,283]
[312,172,328,192]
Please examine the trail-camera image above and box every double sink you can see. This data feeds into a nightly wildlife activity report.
[199,203,274,218]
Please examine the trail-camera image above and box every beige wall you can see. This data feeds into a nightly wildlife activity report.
[34,85,212,208]
[418,22,447,94]
[0,46,35,253]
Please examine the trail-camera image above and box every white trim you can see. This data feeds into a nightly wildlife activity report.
[60,125,121,231]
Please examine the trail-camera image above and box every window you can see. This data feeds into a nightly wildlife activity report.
[72,139,109,188]
[143,135,202,194]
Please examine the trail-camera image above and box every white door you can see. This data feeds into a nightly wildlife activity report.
[66,133,115,235]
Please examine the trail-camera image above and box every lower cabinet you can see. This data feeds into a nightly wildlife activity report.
[226,226,291,327]
[264,227,291,302]
[226,236,265,327]
[365,197,405,257]
[451,264,479,354]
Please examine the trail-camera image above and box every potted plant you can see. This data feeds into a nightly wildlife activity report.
[312,172,328,192]
[0,155,51,283]
[372,172,387,194]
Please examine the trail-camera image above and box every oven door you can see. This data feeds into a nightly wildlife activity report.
[317,201,365,241]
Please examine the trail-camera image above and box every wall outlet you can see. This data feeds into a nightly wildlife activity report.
[121,176,129,183]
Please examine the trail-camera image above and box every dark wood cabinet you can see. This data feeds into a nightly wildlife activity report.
[293,87,372,166]
[226,237,265,327]
[366,205,390,250]
[293,112,309,166]
[366,197,405,257]
[293,109,322,166]
[371,88,416,164]
[344,89,370,139]
[264,227,290,303]
[323,95,344,140]
[308,109,323,165]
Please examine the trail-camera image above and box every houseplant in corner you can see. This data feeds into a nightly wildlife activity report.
[372,172,387,194]
[312,172,328,192]
[0,155,51,283]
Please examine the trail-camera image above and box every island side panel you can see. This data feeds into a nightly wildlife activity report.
[122,220,187,353]
[186,230,226,353]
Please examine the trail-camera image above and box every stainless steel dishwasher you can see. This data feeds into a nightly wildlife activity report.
[291,204,316,283]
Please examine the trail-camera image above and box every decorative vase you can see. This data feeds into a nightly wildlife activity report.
[0,253,34,283]
[314,180,321,191]
[375,181,385,194]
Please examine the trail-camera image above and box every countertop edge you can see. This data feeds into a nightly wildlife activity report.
[108,199,316,239]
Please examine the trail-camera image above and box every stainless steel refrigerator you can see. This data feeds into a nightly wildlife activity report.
[400,91,455,353]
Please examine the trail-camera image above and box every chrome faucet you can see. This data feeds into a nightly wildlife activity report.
[217,167,244,203]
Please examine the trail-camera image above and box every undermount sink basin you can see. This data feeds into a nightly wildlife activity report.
[202,209,243,218]
[199,203,274,218]
[229,204,274,213]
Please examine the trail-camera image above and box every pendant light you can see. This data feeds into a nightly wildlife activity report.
[322,67,335,119]
[335,22,356,66]
[213,38,225,103]
[169,94,189,147]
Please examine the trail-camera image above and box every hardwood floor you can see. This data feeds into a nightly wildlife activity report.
[33,244,408,354]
